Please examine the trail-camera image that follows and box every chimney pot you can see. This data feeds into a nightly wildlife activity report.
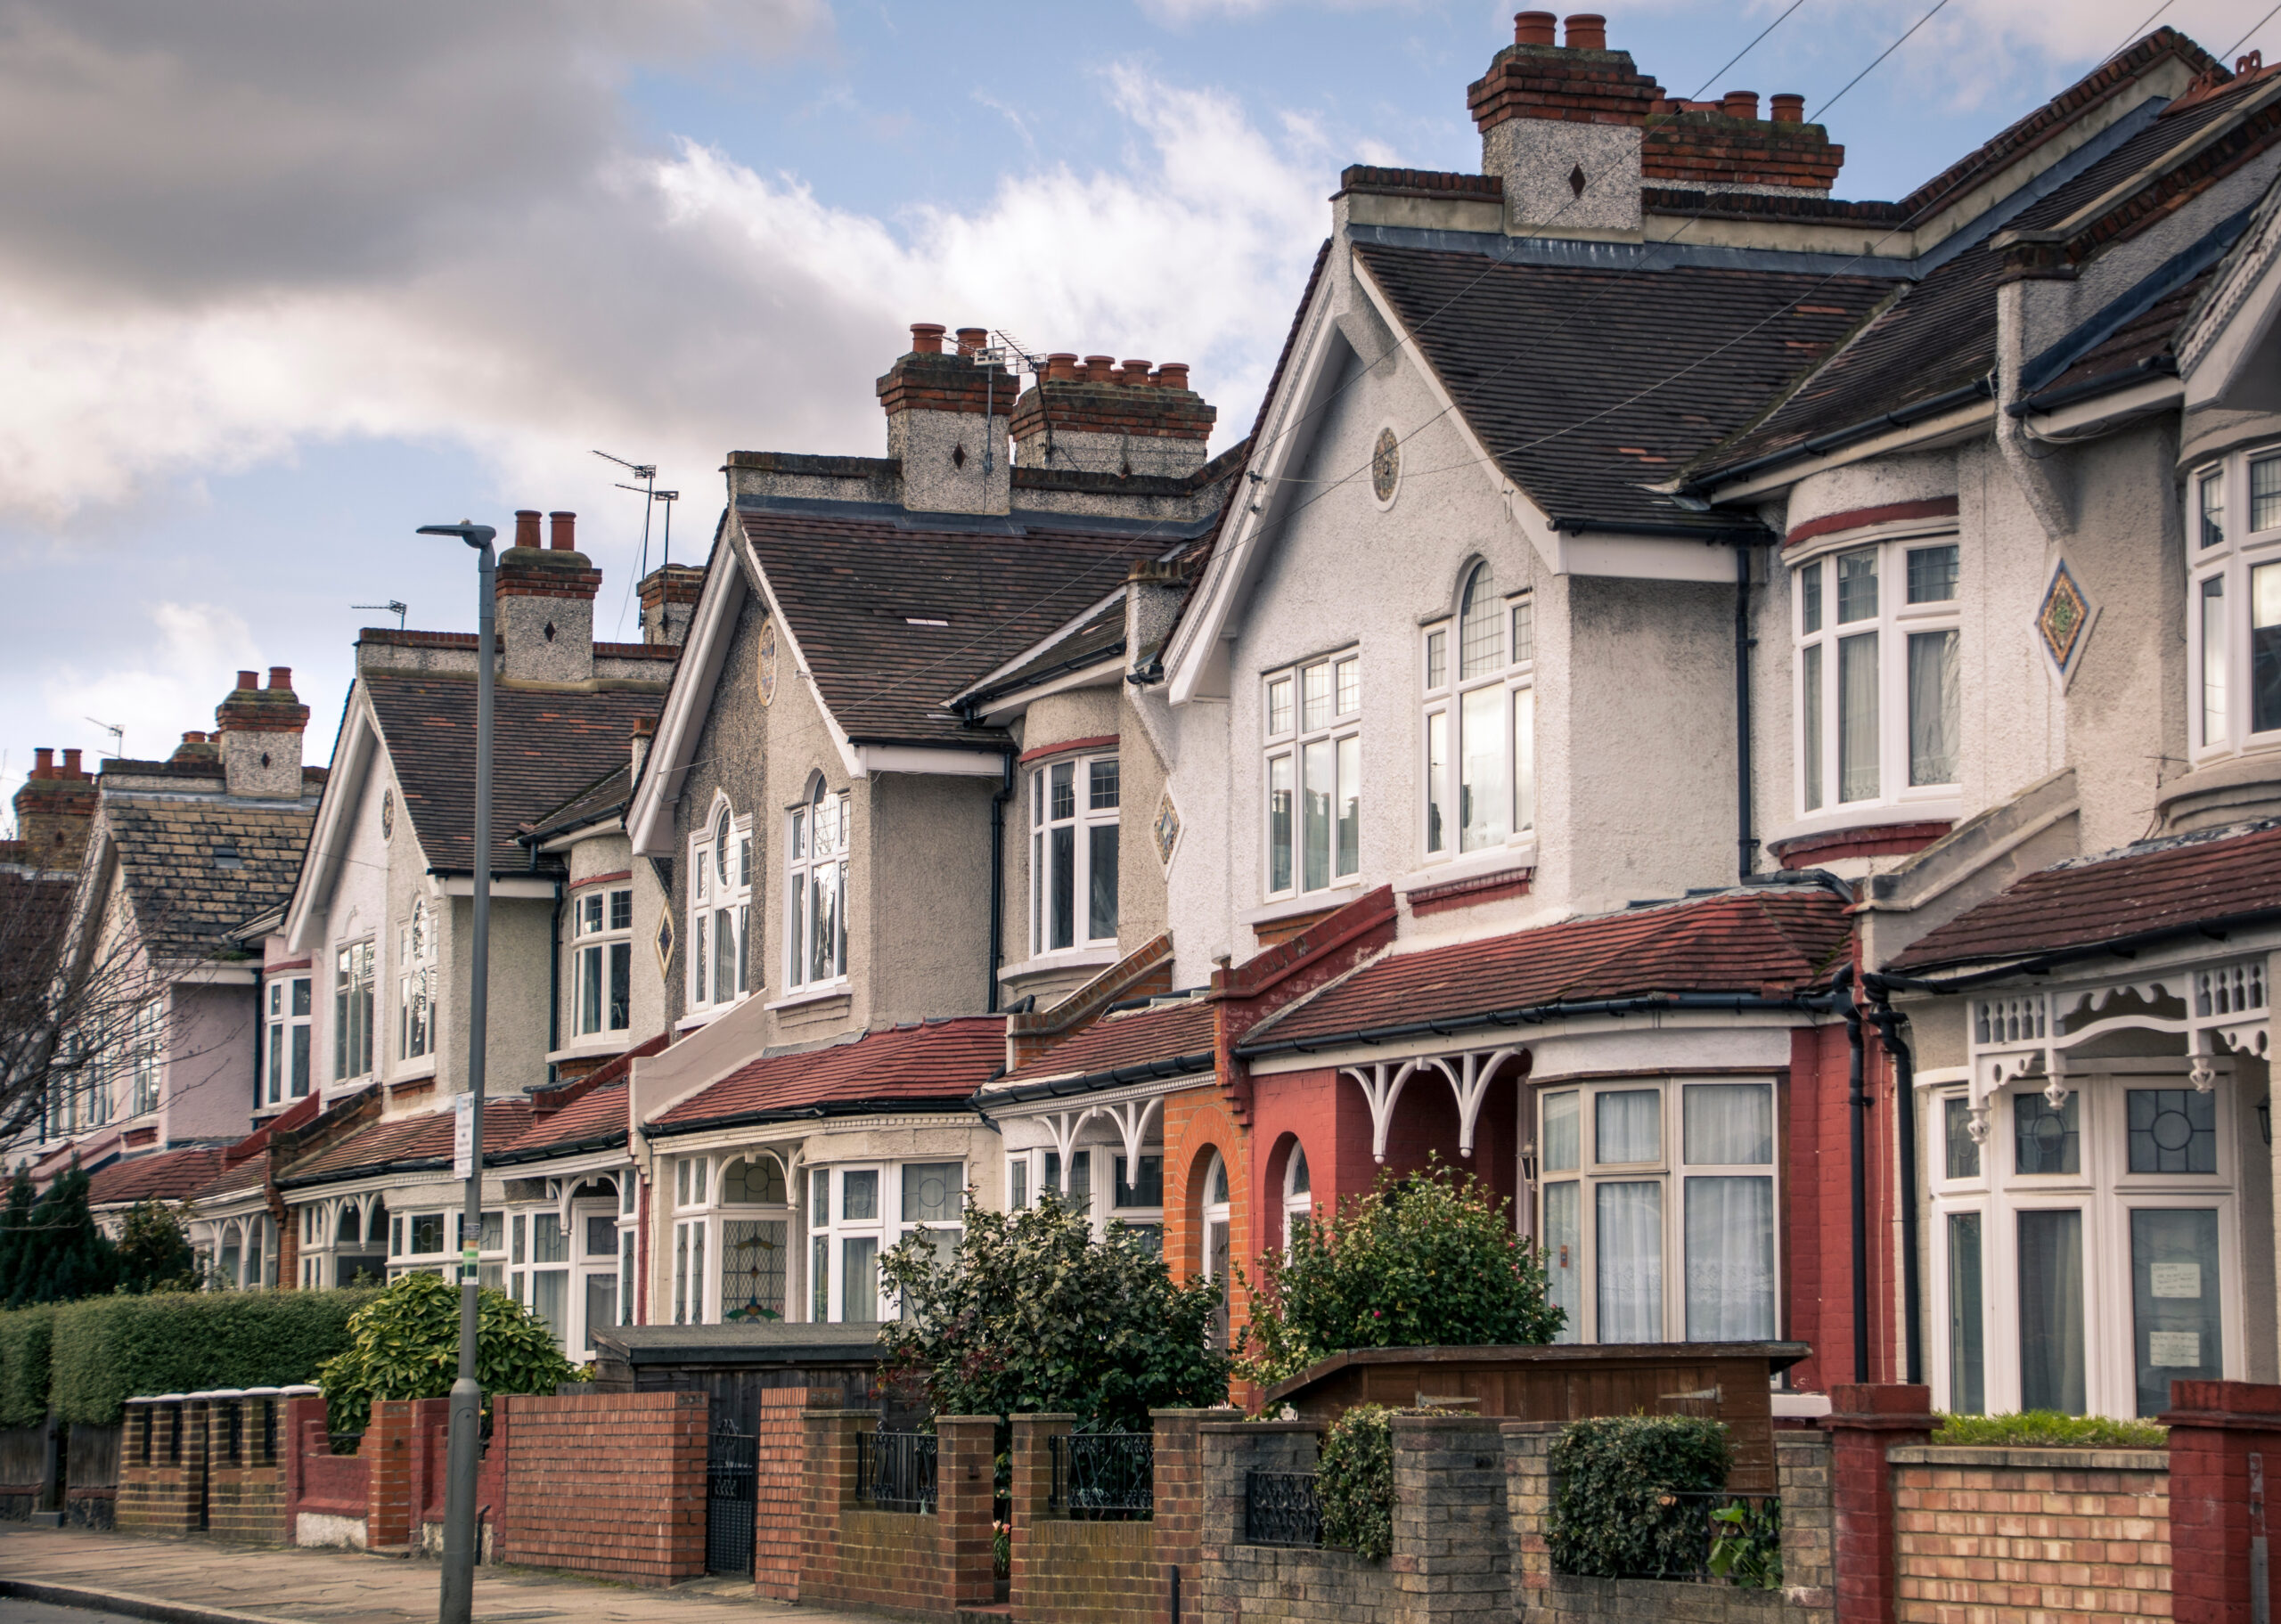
[954,326,988,356]
[1121,359,1152,384]
[514,510,542,550]
[1514,10,1557,45]
[1721,90,1760,119]
[183,731,200,747]
[1083,354,1118,383]
[61,748,81,776]
[32,747,53,779]
[236,669,258,691]
[1563,12,1606,48]
[1155,363,1190,391]
[1046,353,1079,382]
[268,666,292,690]
[910,322,946,355]
[549,510,576,551]
[1770,93,1804,123]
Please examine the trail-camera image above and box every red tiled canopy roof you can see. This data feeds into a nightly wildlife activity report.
[276,1102,535,1188]
[993,999,1217,1094]
[493,1080,630,1163]
[1241,887,1852,1053]
[87,1147,225,1205]
[650,1016,1005,1135]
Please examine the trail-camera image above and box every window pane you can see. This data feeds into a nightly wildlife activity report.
[2254,559,2281,733]
[1302,662,1331,730]
[1010,1160,1028,1211]
[693,912,707,1003]
[2018,1209,2086,1414]
[1051,824,1075,948]
[1459,564,1502,677]
[2200,469,2225,549]
[1596,1089,1661,1163]
[2256,454,2281,532]
[533,1213,568,1264]
[722,1219,787,1322]
[1114,1155,1164,1208]
[1802,643,1823,812]
[1303,738,1333,891]
[413,1213,444,1253]
[841,1237,879,1322]
[1088,823,1119,940]
[1335,657,1360,715]
[1948,1212,1984,1415]
[1050,761,1075,820]
[1089,757,1120,811]
[789,867,807,984]
[1513,688,1534,834]
[810,1235,829,1321]
[1799,560,1822,634]
[1908,629,1959,786]
[2131,1207,2221,1417]
[1682,1083,1771,1165]
[1543,1181,1581,1343]
[1459,684,1508,852]
[1067,1150,1092,1217]
[293,977,312,1017]
[1425,711,1448,854]
[1541,1091,1579,1172]
[2015,1091,2080,1176]
[610,942,630,1031]
[1030,829,1042,954]
[619,1232,634,1326]
[1684,1176,1773,1340]
[715,909,735,1002]
[2127,1088,2217,1175]
[1835,550,1876,623]
[1838,632,1878,803]
[1336,734,1360,877]
[1268,755,1293,891]
[611,888,633,930]
[903,1163,962,1223]
[1267,676,1293,735]
[531,1269,568,1346]
[1425,630,1447,690]
[1943,1097,1981,1179]
[842,1170,878,1222]
[576,946,600,1033]
[1596,1180,1664,1342]
[290,1025,310,1097]
[1906,544,1958,603]
[1511,600,1535,665]
[2203,575,2228,744]
[585,1273,617,1345]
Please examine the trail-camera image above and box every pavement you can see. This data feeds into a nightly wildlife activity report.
[0,1525,867,1624]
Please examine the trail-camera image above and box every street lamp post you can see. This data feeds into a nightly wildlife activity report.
[416,520,496,1624]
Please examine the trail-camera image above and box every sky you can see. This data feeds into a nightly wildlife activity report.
[3,0,2275,827]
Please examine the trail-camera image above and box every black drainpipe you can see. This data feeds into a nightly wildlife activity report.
[1866,978,1924,1386]
[1835,962,1870,1384]
[1735,543,1758,880]
[986,751,1015,1013]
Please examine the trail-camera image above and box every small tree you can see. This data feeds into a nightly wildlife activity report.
[115,1199,199,1293]
[0,1170,34,1303]
[1238,1158,1561,1390]
[878,1192,1229,1433]
[316,1270,584,1436]
[9,1165,117,1307]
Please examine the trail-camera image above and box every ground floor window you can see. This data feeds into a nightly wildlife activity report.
[805,1158,964,1323]
[505,1182,619,1356]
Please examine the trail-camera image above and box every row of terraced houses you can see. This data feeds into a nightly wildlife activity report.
[14,16,2281,1429]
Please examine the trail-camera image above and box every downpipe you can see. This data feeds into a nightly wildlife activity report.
[1867,977,1925,1387]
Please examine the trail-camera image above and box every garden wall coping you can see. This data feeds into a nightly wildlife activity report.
[1884,1445,2169,1471]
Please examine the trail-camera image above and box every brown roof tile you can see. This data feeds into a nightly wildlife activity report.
[106,796,315,964]
[650,1017,1004,1133]
[276,1101,535,1188]
[88,1147,225,1205]
[994,999,1217,1092]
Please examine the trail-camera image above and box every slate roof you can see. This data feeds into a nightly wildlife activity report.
[649,1016,1004,1134]
[1240,887,1852,1053]
[1887,820,2281,973]
[106,794,316,965]
[86,1146,225,1205]
[1354,241,1890,534]
[276,1100,536,1188]
[525,763,632,842]
[361,671,661,875]
[959,595,1130,706]
[991,998,1217,1095]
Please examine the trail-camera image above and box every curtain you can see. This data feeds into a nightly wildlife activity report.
[1908,629,1959,786]
[1596,1180,1664,1342]
[1682,1083,1771,1165]
[1683,1176,1773,1340]
[1543,1181,1581,1342]
[1303,739,1333,890]
[1513,688,1536,833]
[1838,632,1879,802]
[1459,685,1507,851]
[1541,1091,1580,1173]
[1596,1089,1661,1163]
[1948,1212,1984,1415]
[2017,1209,2085,1414]
[841,1236,879,1323]
[2203,575,2228,743]
[532,1269,568,1347]
[1802,643,1823,812]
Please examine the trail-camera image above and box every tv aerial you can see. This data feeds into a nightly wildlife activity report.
[354,600,409,630]
[84,717,124,759]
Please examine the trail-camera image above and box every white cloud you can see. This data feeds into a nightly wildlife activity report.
[40,600,255,766]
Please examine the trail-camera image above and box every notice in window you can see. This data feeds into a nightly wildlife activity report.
[2150,1262,2202,1299]
[2148,1331,2202,1367]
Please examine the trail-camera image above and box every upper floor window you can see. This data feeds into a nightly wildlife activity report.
[266,975,311,1106]
[1794,537,1959,814]
[574,885,633,1037]
[1264,650,1361,896]
[2189,446,2281,756]
[788,780,849,988]
[334,939,374,1081]
[398,901,436,1062]
[126,1000,162,1117]
[691,804,753,1013]
[1030,754,1119,954]
[1422,563,1534,859]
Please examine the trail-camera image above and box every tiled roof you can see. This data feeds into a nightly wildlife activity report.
[525,763,631,841]
[493,1080,629,1163]
[87,1147,225,1205]
[1241,887,1852,1052]
[0,868,73,1003]
[2026,262,2220,404]
[192,1145,273,1203]
[1354,241,1890,534]
[736,506,1199,745]
[362,670,661,874]
[106,795,316,964]
[1887,820,2281,973]
[992,999,1217,1094]
[961,596,1129,706]
[276,1100,536,1188]
[650,1017,1005,1134]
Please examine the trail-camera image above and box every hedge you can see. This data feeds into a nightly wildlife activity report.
[1933,1410,2168,1449]
[0,1306,57,1428]
[48,1290,377,1424]
[1546,1414,1733,1580]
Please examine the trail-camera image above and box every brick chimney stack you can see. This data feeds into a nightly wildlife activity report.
[213,665,310,799]
[495,508,601,682]
[638,563,705,647]
[877,322,1016,516]
[12,746,97,871]
[1010,355,1216,481]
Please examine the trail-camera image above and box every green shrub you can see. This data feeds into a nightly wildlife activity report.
[1239,1159,1560,1390]
[49,1289,376,1424]
[316,1272,584,1437]
[0,1306,57,1427]
[1933,1411,2168,1449]
[1547,1415,1733,1580]
[115,1201,199,1293]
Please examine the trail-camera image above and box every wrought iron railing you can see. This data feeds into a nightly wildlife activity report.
[1050,1432,1153,1520]
[857,1430,938,1514]
[1243,1469,1323,1547]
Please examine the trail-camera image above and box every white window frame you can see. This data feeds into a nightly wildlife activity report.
[1421,565,1534,866]
[689,801,755,1014]
[1281,1143,1312,1256]
[1791,531,1961,819]
[1029,752,1121,956]
[1200,1152,1231,1345]
[573,885,635,1038]
[2187,445,2281,760]
[397,900,437,1063]
[803,1158,966,1323]
[333,938,375,1082]
[296,1195,388,1290]
[126,999,162,1118]
[1263,649,1362,898]
[786,779,850,990]
[266,974,312,1106]
[665,1152,794,1326]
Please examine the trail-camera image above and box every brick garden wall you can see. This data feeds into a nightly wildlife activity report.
[798,1410,995,1620]
[495,1390,708,1586]
[1008,1412,1216,1624]
[756,1388,834,1601]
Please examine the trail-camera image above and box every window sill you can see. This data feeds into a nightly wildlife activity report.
[999,947,1123,983]
[1766,796,1963,855]
[1239,881,1365,928]
[390,1059,438,1085]
[765,982,852,1013]
[1397,844,1539,895]
[547,1034,635,1065]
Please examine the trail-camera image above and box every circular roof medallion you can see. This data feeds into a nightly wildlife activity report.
[1371,427,1401,504]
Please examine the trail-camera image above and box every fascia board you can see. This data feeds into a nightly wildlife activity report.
[284,701,376,956]
[850,745,1010,778]
[951,586,1129,706]
[176,964,258,985]
[969,658,1125,726]
[2021,375,2182,438]
[626,525,750,855]
[1553,532,1745,582]
[1705,401,1996,505]
[434,875,557,899]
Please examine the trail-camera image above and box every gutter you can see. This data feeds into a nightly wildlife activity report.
[641,1095,979,1142]
[1880,902,2281,986]
[1237,990,1833,1061]
[974,1049,1218,1108]
[1687,378,1995,497]
[2007,351,2176,417]
[489,1129,629,1168]
[1549,515,1770,541]
[959,643,1129,713]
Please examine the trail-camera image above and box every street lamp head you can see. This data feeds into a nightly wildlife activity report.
[416,521,497,550]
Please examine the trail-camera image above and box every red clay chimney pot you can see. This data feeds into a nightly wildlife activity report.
[1563,13,1606,49]
[1121,359,1152,384]
[910,322,947,355]
[1084,354,1118,383]
[954,326,988,356]
[1770,93,1804,123]
[1156,363,1190,391]
[1514,10,1557,45]
[1046,353,1079,382]
[61,748,81,776]
[236,669,258,691]
[268,666,292,690]
[549,510,576,551]
[514,510,542,550]
[1721,90,1760,119]
[32,747,53,779]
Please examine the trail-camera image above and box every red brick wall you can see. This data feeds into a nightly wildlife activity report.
[204,1398,289,1545]
[2163,1379,2281,1624]
[1787,1023,1901,1396]
[799,1410,995,1620]
[366,1400,416,1548]
[1009,1409,1209,1624]
[496,1391,707,1586]
[115,1402,205,1534]
[756,1388,834,1600]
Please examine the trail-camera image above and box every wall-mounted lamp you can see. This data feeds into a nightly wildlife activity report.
[2258,1094,2270,1147]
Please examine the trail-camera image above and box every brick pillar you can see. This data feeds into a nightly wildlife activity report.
[1009,1412,1075,1616]
[285,1396,325,1528]
[1390,1412,1508,1624]
[939,1416,999,1610]
[1825,1383,1932,1624]
[2163,1379,2281,1624]
[1500,1420,1559,1613]
[756,1388,830,1601]
[367,1399,417,1549]
[1777,1429,1836,1616]
[799,1408,872,1600]
[1197,1418,1318,1624]
[1152,1408,1215,1624]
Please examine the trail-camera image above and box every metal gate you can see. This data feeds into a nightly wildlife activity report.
[705,1417,758,1576]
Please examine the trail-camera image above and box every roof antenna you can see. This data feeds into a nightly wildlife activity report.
[84,717,124,760]
[596,449,658,639]
[975,331,1047,473]
[354,600,409,631]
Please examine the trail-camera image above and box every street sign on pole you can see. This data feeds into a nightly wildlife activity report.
[452,1092,475,1180]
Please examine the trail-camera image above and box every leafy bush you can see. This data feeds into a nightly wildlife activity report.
[50,1288,376,1424]
[877,1191,1229,1434]
[1547,1415,1732,1579]
[0,1305,57,1427]
[1238,1159,1561,1389]
[1933,1411,2168,1449]
[316,1272,584,1437]
[114,1201,199,1293]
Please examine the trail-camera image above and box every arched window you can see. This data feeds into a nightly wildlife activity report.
[1200,1152,1231,1346]
[691,796,753,1014]
[788,778,850,988]
[666,1153,794,1326]
[398,899,435,1061]
[1423,559,1535,858]
[1282,1145,1312,1255]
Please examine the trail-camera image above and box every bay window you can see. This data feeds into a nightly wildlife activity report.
[1030,754,1120,953]
[573,885,634,1037]
[397,901,436,1062]
[1794,535,1960,814]
[804,1158,965,1322]
[333,939,374,1081]
[2187,445,2281,756]
[1422,563,1533,862]
[787,780,849,988]
[1264,650,1361,896]
[690,803,753,1013]
[503,1180,620,1354]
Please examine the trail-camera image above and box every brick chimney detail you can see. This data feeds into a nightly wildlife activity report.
[495,506,601,683]
[1010,359,1217,480]
[638,563,705,648]
[12,746,96,870]
[214,667,310,799]
[877,322,1015,516]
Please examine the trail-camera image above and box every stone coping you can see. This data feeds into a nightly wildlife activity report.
[1886,1444,2169,1471]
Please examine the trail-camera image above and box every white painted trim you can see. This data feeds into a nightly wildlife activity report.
[1238,878,1366,928]
[998,946,1123,983]
[966,658,1127,726]
[2020,376,2181,441]
[764,980,852,1013]
[952,587,1129,705]
[434,876,555,899]
[176,964,258,985]
[1704,401,1996,505]
[1550,533,1744,583]
[627,523,749,855]
[852,745,1009,778]
[285,700,380,955]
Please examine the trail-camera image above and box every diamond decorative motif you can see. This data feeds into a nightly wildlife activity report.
[2037,560,2089,671]
[1153,791,1181,867]
[1371,428,1401,503]
[655,909,675,977]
